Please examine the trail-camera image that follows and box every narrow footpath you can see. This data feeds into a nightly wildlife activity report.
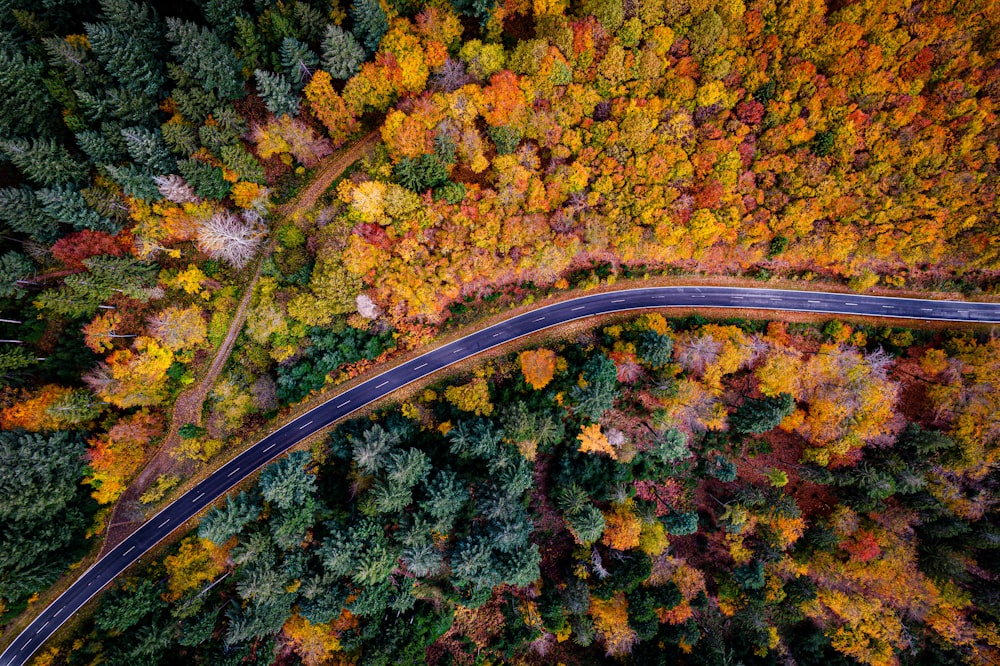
[99,130,381,555]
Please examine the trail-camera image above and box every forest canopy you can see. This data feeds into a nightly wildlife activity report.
[2,0,1000,663]
[28,313,1000,665]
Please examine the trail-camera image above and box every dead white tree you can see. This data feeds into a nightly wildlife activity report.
[197,210,266,269]
[154,174,200,204]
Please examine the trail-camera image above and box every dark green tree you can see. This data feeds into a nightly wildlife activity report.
[220,144,266,183]
[0,430,93,610]
[121,126,176,174]
[488,125,521,155]
[320,24,365,79]
[664,511,699,535]
[571,353,620,421]
[75,125,128,166]
[199,491,262,545]
[103,163,161,200]
[730,393,795,435]
[165,18,244,101]
[254,69,299,117]
[0,137,89,186]
[96,578,166,633]
[37,185,116,232]
[0,187,59,242]
[177,159,231,199]
[86,0,165,97]
[637,330,674,368]
[0,44,61,138]
[259,451,316,511]
[279,37,318,90]
[351,0,388,56]
[0,252,35,299]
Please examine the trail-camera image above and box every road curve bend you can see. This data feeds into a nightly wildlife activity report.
[3,285,999,665]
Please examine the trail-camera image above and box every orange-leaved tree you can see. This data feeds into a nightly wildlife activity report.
[519,348,557,390]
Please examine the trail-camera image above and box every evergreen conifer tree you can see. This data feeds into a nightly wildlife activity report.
[280,37,318,90]
[103,163,161,200]
[75,126,127,166]
[0,138,89,186]
[121,126,176,174]
[234,16,265,73]
[86,0,165,97]
[0,188,60,243]
[0,44,61,138]
[320,24,365,79]
[254,70,300,117]
[351,0,388,56]
[37,185,116,233]
[0,252,35,299]
[165,18,244,101]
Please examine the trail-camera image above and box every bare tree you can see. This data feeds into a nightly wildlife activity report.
[154,174,200,204]
[197,210,266,268]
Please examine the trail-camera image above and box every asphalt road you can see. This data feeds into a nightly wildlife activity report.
[3,285,999,665]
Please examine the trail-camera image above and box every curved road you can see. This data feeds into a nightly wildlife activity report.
[4,286,1000,665]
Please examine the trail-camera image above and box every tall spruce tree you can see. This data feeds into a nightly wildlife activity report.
[37,185,116,233]
[0,137,89,186]
[0,252,35,299]
[165,18,244,101]
[320,24,365,79]
[254,69,300,116]
[0,44,61,138]
[121,126,176,174]
[351,0,388,56]
[0,187,60,243]
[86,0,165,97]
[279,37,318,91]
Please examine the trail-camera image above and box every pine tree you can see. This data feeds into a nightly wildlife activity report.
[103,163,161,200]
[0,252,35,298]
[0,138,89,186]
[177,159,231,200]
[165,18,244,101]
[199,492,262,545]
[254,69,300,117]
[197,0,247,39]
[220,144,266,184]
[41,36,107,94]
[234,16,265,74]
[120,126,176,174]
[161,119,200,156]
[44,389,104,428]
[75,87,157,125]
[320,24,365,79]
[351,0,388,56]
[280,37,318,91]
[86,0,165,97]
[36,185,116,233]
[75,126,127,165]
[0,44,61,138]
[170,84,219,125]
[0,187,59,243]
[0,347,38,381]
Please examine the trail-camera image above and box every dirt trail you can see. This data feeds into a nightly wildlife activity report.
[99,131,380,555]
